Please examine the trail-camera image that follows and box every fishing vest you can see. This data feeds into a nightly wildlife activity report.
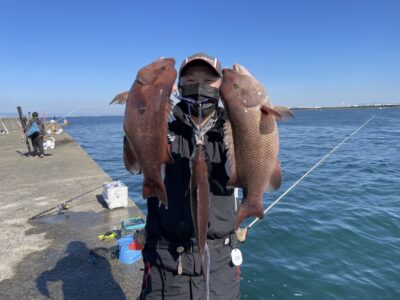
[145,102,237,243]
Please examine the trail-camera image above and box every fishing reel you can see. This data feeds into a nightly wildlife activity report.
[58,203,70,215]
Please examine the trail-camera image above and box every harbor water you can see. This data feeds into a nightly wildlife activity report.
[66,108,400,299]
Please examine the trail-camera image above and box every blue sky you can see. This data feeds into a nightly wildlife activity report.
[1,0,399,116]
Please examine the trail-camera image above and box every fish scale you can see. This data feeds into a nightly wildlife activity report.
[112,58,177,207]
[190,143,210,278]
[220,64,292,229]
[232,107,279,188]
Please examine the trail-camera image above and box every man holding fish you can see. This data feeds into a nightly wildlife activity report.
[111,53,291,299]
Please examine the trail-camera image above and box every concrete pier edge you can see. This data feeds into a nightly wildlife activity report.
[0,119,144,299]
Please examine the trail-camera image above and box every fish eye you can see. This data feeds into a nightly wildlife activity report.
[160,66,167,71]
[233,83,240,89]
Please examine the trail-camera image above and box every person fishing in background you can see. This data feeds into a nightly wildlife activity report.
[137,53,241,299]
[27,111,46,158]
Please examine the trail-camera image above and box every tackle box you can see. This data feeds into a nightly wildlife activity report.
[122,216,146,233]
[102,181,128,210]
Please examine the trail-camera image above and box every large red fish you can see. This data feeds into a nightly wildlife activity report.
[111,58,177,207]
[220,64,293,229]
[190,142,210,277]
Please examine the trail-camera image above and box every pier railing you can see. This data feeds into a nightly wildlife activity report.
[0,118,22,134]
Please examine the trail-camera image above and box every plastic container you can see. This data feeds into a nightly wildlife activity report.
[117,235,142,265]
[122,216,146,233]
[102,181,128,210]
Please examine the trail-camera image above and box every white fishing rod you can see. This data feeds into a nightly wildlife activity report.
[247,116,375,231]
[55,106,82,123]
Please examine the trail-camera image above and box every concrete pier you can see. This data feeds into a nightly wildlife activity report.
[0,120,144,299]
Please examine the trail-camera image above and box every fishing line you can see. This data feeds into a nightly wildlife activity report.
[247,116,376,231]
[29,171,132,220]
[205,243,210,300]
[55,106,82,123]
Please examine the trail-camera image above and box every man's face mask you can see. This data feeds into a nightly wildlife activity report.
[180,83,220,117]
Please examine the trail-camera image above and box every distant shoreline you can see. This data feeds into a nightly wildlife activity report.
[290,104,400,111]
[1,104,399,117]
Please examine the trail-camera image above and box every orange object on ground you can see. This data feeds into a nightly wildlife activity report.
[129,239,144,250]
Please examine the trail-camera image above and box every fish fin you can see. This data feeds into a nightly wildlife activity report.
[269,160,282,190]
[142,179,168,208]
[162,143,175,165]
[259,106,276,134]
[200,253,206,278]
[259,104,293,134]
[165,98,174,122]
[273,106,294,120]
[233,64,253,77]
[201,243,210,279]
[110,91,129,105]
[167,98,174,113]
[260,105,283,119]
[161,99,174,165]
[161,164,166,182]
[261,105,293,120]
[224,121,239,187]
[123,136,141,173]
[234,195,264,230]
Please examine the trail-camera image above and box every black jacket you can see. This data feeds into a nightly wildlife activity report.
[145,102,237,243]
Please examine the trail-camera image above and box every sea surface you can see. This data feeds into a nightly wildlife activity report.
[66,108,400,299]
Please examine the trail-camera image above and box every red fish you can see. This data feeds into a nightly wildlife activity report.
[220,64,293,229]
[190,142,210,277]
[111,58,177,207]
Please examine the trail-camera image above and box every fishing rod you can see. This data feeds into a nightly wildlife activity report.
[29,171,132,220]
[16,106,31,152]
[55,106,82,123]
[246,116,376,231]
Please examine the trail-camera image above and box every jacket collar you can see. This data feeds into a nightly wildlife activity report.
[172,101,225,132]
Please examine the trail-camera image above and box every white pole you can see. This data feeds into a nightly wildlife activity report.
[0,118,9,134]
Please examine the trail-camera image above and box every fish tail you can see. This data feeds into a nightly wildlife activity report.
[201,255,206,279]
[142,178,168,208]
[234,195,264,230]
